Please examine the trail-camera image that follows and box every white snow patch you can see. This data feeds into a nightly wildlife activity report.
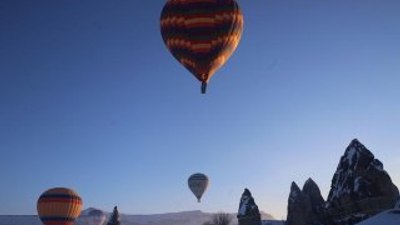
[354,176,362,192]
[346,147,357,163]
[238,195,250,216]
[355,209,400,225]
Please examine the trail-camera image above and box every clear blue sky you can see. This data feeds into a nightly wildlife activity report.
[1,0,400,219]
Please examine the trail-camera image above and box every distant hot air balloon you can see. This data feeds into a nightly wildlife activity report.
[160,0,244,93]
[188,173,209,202]
[37,187,83,225]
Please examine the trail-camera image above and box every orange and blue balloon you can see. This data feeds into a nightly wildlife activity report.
[160,0,244,93]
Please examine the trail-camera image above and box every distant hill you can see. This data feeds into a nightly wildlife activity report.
[0,210,275,225]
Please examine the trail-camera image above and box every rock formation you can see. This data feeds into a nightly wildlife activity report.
[303,178,325,222]
[237,189,261,225]
[286,179,324,225]
[325,139,399,225]
[285,139,399,225]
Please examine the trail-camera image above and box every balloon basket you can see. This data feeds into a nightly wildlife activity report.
[201,82,207,94]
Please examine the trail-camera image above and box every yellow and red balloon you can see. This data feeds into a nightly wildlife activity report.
[37,187,83,225]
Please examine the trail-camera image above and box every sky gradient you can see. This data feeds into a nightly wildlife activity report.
[1,0,400,219]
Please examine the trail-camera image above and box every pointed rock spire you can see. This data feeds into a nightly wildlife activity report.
[325,139,399,225]
[288,182,301,204]
[287,179,324,225]
[302,178,324,208]
[286,139,399,225]
[237,188,261,225]
[107,206,121,225]
[327,139,398,205]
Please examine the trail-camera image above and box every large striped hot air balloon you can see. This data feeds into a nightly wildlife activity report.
[160,0,244,93]
[37,187,83,225]
[188,173,209,202]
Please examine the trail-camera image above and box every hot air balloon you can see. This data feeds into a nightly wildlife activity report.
[160,0,244,94]
[37,187,83,225]
[188,173,209,202]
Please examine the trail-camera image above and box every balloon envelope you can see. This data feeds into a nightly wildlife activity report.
[160,0,244,93]
[188,173,209,202]
[37,187,83,225]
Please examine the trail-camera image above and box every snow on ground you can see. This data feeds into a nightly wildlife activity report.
[355,209,400,225]
[0,211,280,225]
[262,220,285,225]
